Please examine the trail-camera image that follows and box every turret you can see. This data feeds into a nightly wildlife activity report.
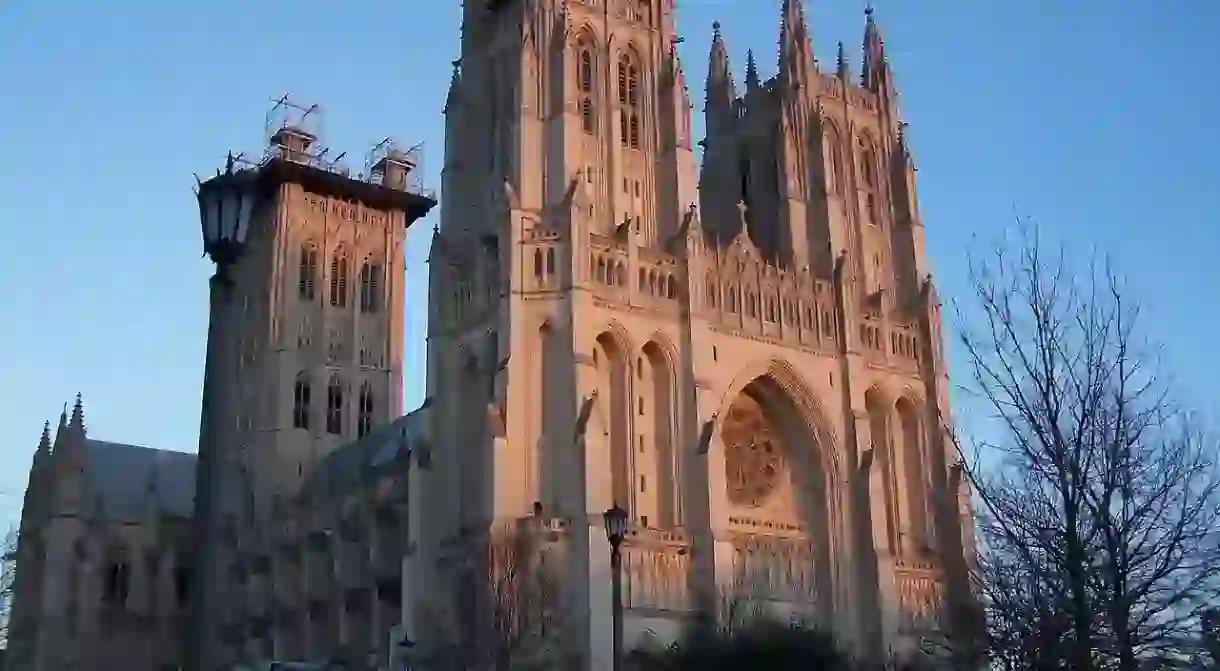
[68,392,85,438]
[51,395,88,515]
[20,422,53,529]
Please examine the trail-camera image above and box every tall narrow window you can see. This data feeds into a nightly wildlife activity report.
[103,561,130,605]
[358,382,374,439]
[299,244,318,300]
[579,44,595,134]
[173,566,191,607]
[859,139,879,225]
[360,261,381,313]
[618,53,642,149]
[293,373,311,430]
[861,142,877,189]
[330,250,348,308]
[326,375,344,435]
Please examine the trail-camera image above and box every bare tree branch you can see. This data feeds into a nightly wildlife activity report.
[948,223,1220,670]
[0,525,17,649]
[420,523,566,670]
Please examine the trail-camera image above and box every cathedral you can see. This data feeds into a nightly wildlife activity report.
[8,0,976,669]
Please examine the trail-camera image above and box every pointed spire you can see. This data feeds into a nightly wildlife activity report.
[778,0,815,91]
[707,21,734,94]
[38,421,51,453]
[69,393,84,433]
[745,49,761,91]
[836,41,851,80]
[705,21,737,130]
[862,4,888,91]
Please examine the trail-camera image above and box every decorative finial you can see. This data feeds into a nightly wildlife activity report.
[745,49,760,89]
[225,151,235,174]
[865,1,874,17]
[712,20,721,36]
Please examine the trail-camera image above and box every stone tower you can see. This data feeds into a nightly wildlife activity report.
[417,0,975,667]
[188,102,435,669]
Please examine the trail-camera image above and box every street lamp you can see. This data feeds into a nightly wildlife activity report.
[602,503,629,671]
[196,152,258,292]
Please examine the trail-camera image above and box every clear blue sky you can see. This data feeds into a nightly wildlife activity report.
[1,1,1217,524]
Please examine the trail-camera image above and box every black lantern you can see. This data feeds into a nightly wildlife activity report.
[602,503,629,548]
[196,153,258,288]
[603,502,629,671]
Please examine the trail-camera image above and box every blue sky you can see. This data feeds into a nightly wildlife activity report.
[0,1,1216,525]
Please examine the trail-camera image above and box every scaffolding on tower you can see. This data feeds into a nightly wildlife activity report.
[365,137,432,199]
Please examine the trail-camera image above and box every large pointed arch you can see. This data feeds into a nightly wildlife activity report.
[865,385,899,555]
[712,359,843,621]
[591,322,636,516]
[716,357,844,483]
[640,333,680,528]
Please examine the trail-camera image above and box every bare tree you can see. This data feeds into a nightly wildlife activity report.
[953,225,1220,670]
[0,525,17,648]
[420,523,565,670]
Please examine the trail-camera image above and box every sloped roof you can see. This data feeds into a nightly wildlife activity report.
[83,440,196,521]
[298,400,433,501]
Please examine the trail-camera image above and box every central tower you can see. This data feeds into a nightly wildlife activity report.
[189,99,435,669]
[418,0,976,667]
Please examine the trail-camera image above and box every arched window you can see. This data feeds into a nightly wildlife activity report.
[358,382,374,439]
[299,244,318,301]
[293,373,311,430]
[359,260,381,313]
[326,375,344,436]
[329,250,349,308]
[618,53,641,149]
[824,124,845,195]
[546,247,556,275]
[534,249,544,279]
[578,42,595,134]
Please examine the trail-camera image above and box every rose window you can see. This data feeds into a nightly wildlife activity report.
[722,393,784,507]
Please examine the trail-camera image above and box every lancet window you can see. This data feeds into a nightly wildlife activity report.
[330,249,349,308]
[578,41,596,134]
[299,243,318,301]
[618,52,641,149]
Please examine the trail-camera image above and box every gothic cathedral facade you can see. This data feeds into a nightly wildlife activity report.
[417,0,975,666]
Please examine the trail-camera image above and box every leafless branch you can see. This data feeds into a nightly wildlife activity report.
[947,222,1220,669]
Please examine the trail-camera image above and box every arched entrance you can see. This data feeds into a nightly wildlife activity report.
[716,373,837,624]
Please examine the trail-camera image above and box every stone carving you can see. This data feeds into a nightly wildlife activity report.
[721,393,784,507]
[622,545,690,611]
[895,567,942,632]
[729,536,819,605]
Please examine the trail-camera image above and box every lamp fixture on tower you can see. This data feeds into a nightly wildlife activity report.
[195,152,258,290]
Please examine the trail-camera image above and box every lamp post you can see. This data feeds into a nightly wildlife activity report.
[602,503,629,671]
